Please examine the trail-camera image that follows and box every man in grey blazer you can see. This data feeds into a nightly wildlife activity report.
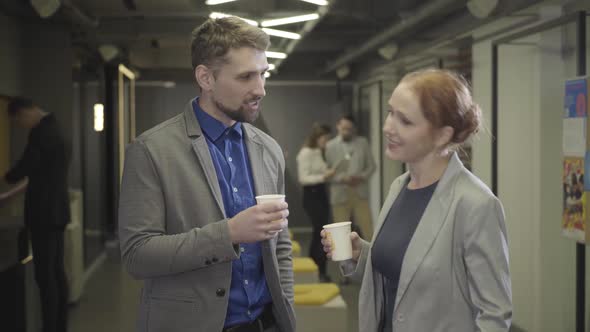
[325,115,376,239]
[118,17,295,332]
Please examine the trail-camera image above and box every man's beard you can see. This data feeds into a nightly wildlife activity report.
[341,134,353,142]
[213,97,261,124]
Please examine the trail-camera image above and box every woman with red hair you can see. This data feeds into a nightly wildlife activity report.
[322,69,512,332]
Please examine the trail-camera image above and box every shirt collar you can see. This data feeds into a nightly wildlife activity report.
[193,98,242,142]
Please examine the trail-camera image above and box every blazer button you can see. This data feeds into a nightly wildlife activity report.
[216,288,226,297]
[205,260,212,265]
[212,257,218,263]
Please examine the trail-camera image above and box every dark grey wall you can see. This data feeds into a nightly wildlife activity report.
[76,82,107,266]
[21,22,74,180]
[135,83,198,135]
[0,12,27,168]
[2,18,75,184]
[0,13,23,97]
[253,84,350,229]
[134,81,351,228]
[0,11,77,189]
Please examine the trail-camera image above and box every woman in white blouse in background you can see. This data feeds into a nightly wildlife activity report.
[297,123,335,282]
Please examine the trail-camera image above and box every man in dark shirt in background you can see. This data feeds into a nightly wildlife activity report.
[0,97,70,332]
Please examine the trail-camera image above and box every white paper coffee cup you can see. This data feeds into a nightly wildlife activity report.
[255,194,285,205]
[255,194,286,233]
[323,221,353,261]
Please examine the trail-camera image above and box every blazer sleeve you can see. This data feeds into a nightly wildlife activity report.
[340,238,371,282]
[275,146,294,303]
[118,141,239,279]
[463,196,512,331]
[5,129,42,183]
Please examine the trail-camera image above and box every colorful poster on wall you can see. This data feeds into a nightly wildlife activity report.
[563,118,586,157]
[563,77,589,243]
[562,158,586,242]
[564,78,587,118]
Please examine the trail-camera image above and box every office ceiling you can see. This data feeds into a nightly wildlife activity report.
[0,0,563,79]
[2,0,546,79]
[68,0,471,79]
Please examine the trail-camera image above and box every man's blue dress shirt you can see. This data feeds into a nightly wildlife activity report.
[193,99,272,328]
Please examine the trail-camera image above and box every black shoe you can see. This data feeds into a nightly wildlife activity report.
[319,274,332,283]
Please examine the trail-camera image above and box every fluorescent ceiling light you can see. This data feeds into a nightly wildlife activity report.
[98,44,119,62]
[336,65,350,79]
[30,0,61,18]
[377,42,399,60]
[261,13,319,27]
[265,51,287,59]
[268,64,276,71]
[467,0,498,18]
[209,12,258,26]
[262,28,300,40]
[264,72,271,78]
[206,0,238,5]
[299,0,328,5]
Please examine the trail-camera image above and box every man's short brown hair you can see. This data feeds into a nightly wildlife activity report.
[190,17,270,72]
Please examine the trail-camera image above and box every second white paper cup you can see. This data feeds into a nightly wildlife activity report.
[323,221,353,261]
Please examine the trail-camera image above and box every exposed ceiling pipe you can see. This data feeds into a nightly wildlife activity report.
[123,0,137,11]
[61,0,99,28]
[369,0,543,74]
[272,0,339,72]
[467,0,500,18]
[373,16,537,76]
[29,0,98,28]
[326,0,547,75]
[323,0,462,73]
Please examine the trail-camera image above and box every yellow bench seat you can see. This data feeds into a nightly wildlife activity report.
[293,257,318,272]
[294,284,347,332]
[293,257,319,284]
[294,283,340,305]
[292,240,301,257]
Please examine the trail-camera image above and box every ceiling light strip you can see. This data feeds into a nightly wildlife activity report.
[299,0,328,5]
[260,13,319,27]
[209,12,258,26]
[265,51,287,59]
[206,0,238,5]
[262,28,301,39]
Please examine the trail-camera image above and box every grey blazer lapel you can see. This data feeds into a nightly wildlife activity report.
[393,153,464,311]
[244,125,274,197]
[184,100,226,217]
[243,125,276,252]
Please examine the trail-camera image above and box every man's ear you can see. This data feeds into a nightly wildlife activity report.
[195,64,214,92]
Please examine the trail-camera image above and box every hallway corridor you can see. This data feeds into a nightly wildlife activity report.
[67,232,361,332]
[68,259,141,332]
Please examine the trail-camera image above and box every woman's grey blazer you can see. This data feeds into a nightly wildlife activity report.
[342,153,512,331]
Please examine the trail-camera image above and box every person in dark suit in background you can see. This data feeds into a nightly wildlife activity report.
[0,97,70,332]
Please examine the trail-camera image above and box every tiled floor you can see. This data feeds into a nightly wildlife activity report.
[67,231,361,332]
[68,259,141,332]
